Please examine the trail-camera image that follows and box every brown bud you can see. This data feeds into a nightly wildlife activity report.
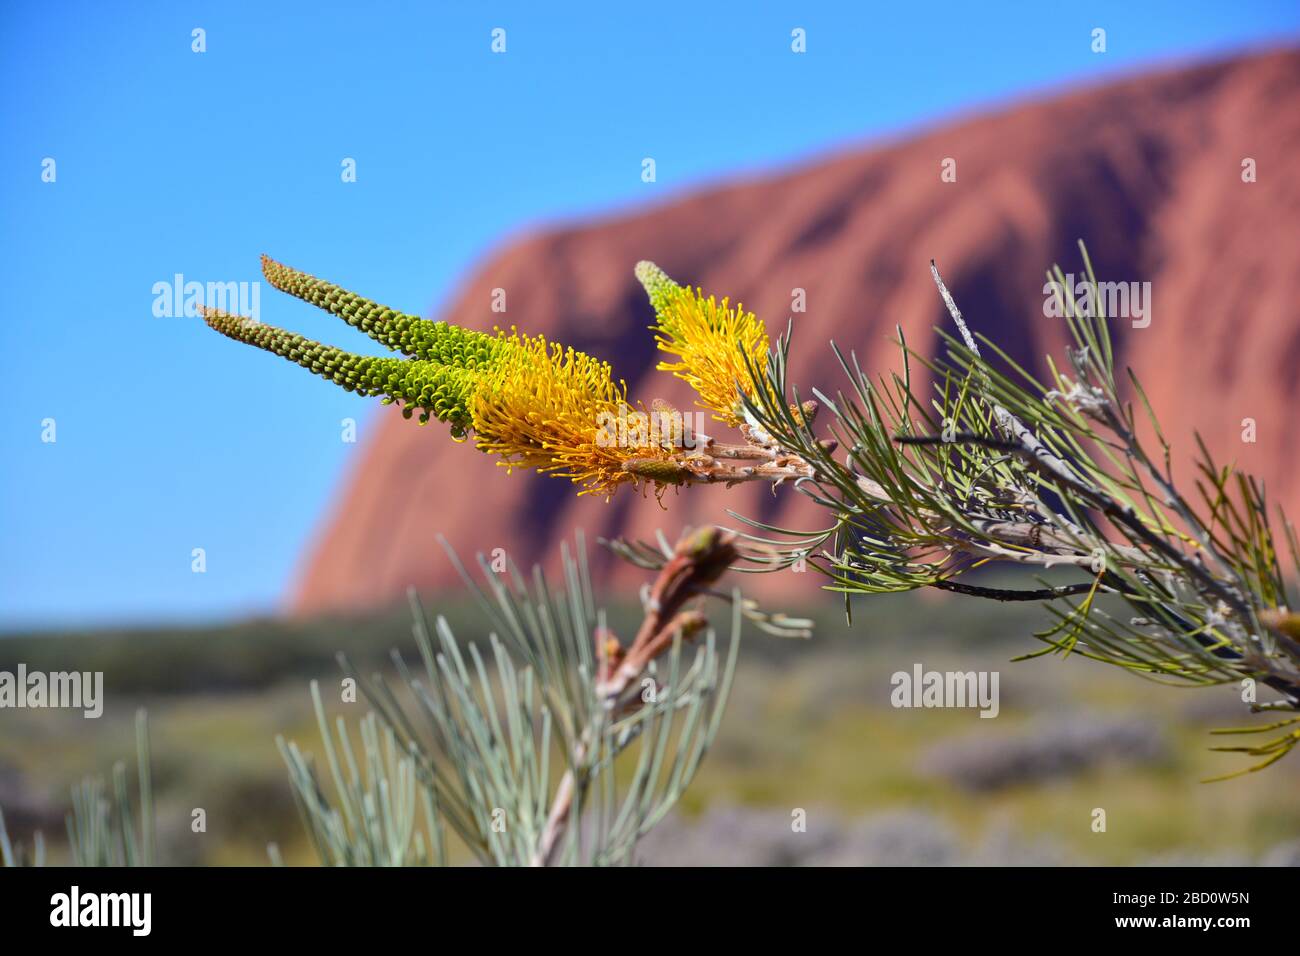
[679,526,723,557]
[675,610,709,640]
[674,526,740,583]
[791,400,819,427]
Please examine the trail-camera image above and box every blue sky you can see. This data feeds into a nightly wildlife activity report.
[2,1,1297,630]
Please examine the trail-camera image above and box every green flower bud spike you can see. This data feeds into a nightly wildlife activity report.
[259,255,507,368]
[634,260,681,315]
[200,262,485,436]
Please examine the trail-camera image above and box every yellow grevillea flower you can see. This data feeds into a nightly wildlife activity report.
[204,257,788,500]
[639,265,770,425]
[469,329,674,497]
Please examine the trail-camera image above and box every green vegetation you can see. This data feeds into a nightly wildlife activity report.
[3,581,1294,866]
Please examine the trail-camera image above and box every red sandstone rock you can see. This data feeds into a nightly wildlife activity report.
[292,49,1300,615]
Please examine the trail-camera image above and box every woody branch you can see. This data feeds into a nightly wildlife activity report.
[530,527,739,866]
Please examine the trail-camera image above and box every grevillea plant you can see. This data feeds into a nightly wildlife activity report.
[201,257,813,497]
[204,248,1300,777]
[276,528,807,867]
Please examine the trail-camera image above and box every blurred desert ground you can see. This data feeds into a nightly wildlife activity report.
[3,573,1298,866]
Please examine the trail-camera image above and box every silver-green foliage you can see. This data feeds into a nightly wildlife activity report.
[278,683,443,866]
[1,708,154,867]
[732,242,1300,776]
[280,534,741,866]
